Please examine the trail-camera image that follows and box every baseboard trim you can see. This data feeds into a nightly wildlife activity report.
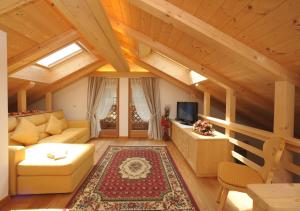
[0,195,10,208]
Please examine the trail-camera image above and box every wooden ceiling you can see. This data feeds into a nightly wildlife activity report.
[1,0,300,133]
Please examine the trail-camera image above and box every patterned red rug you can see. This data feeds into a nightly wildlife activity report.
[67,146,199,210]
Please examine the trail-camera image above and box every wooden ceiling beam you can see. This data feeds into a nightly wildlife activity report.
[8,81,35,97]
[91,71,155,78]
[111,20,273,111]
[122,44,272,129]
[129,0,300,85]
[120,45,200,95]
[50,0,129,72]
[131,58,201,97]
[28,60,106,103]
[0,0,35,15]
[8,29,79,74]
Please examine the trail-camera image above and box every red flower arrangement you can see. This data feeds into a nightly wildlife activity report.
[193,120,214,136]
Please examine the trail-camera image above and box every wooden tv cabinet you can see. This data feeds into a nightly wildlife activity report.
[171,121,231,177]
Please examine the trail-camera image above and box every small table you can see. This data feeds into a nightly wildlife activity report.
[247,183,300,211]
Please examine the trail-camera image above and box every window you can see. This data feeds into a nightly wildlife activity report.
[36,43,82,68]
[190,70,207,84]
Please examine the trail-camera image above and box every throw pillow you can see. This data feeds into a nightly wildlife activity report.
[11,118,39,146]
[46,115,63,135]
[60,118,68,131]
[37,124,50,140]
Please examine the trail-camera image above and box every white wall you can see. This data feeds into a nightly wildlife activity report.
[119,78,129,137]
[53,77,89,120]
[29,77,201,136]
[159,79,201,119]
[0,31,8,200]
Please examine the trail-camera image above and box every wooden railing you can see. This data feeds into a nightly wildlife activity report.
[199,114,300,177]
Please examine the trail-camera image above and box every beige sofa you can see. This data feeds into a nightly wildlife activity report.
[8,110,93,195]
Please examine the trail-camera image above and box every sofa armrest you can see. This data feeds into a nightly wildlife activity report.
[67,120,90,129]
[9,146,26,195]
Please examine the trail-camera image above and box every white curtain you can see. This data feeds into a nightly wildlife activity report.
[96,78,118,130]
[140,77,162,140]
[87,77,104,138]
[131,78,151,121]
[87,77,117,138]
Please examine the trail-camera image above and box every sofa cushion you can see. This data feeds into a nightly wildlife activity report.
[37,124,50,140]
[46,115,63,135]
[38,128,88,144]
[8,117,18,132]
[17,143,95,176]
[24,114,47,126]
[60,118,68,131]
[11,118,39,146]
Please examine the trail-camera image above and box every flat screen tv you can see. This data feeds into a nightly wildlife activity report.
[176,102,198,125]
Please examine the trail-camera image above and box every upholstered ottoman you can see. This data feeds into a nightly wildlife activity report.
[16,143,95,195]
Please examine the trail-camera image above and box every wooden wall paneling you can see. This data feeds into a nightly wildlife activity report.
[166,27,183,48]
[273,80,295,182]
[174,36,200,59]
[50,0,129,72]
[239,0,300,46]
[8,30,79,74]
[150,16,163,41]
[193,0,225,23]
[0,0,35,15]
[129,0,300,86]
[206,0,252,30]
[139,11,152,36]
[0,0,72,43]
[157,22,173,45]
[117,0,131,25]
[250,27,300,71]
[0,24,38,59]
[111,20,273,112]
[220,0,286,40]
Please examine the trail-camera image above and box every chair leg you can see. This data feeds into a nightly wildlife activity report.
[216,186,223,203]
[218,188,229,211]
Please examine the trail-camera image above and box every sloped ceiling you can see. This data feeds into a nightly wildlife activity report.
[1,0,300,134]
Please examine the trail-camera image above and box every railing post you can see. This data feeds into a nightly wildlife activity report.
[273,80,295,182]
[17,89,27,112]
[45,92,52,111]
[203,92,210,116]
[225,88,236,136]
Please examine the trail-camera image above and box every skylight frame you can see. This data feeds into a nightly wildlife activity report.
[154,51,207,84]
[36,43,83,68]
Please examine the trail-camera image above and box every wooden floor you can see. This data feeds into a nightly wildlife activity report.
[1,139,253,211]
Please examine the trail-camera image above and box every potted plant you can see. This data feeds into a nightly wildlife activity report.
[161,106,170,140]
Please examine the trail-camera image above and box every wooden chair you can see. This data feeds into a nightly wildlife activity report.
[216,137,285,211]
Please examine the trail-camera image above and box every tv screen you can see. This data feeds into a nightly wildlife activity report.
[176,102,198,125]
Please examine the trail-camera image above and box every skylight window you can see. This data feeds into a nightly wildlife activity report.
[36,43,82,68]
[190,70,207,84]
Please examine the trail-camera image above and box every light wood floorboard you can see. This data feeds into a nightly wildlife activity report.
[1,139,253,211]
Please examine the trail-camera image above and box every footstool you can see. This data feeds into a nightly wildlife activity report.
[16,143,95,195]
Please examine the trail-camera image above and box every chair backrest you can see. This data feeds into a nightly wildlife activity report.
[258,136,285,183]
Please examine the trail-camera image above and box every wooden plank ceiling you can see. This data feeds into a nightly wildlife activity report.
[100,0,300,131]
[1,0,300,132]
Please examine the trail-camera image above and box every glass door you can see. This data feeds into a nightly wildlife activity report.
[98,79,119,138]
[128,79,149,138]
